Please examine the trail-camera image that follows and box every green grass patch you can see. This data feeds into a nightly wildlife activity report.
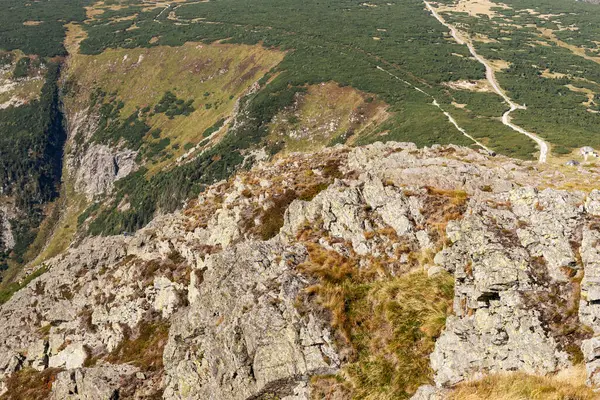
[202,118,226,138]
[105,321,170,372]
[297,242,454,399]
[0,265,48,305]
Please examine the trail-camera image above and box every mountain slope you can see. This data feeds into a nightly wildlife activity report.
[1,142,600,398]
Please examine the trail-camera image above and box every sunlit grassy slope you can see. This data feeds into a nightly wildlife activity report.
[64,42,284,170]
[268,82,389,153]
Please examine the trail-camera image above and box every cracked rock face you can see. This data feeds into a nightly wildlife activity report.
[579,223,600,386]
[0,204,16,252]
[163,241,339,400]
[74,144,138,200]
[431,187,590,387]
[51,365,140,400]
[6,142,600,397]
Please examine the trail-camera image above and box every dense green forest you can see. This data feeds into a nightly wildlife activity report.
[79,0,532,155]
[74,0,542,235]
[0,0,87,56]
[435,0,600,150]
[0,63,66,266]
[0,0,87,268]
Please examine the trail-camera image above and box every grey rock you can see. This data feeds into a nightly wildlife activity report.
[48,343,87,369]
[411,385,448,400]
[163,241,339,400]
[74,144,138,200]
[0,204,16,251]
[430,188,578,387]
[2,140,600,396]
[579,227,600,332]
[585,190,600,216]
[51,365,138,400]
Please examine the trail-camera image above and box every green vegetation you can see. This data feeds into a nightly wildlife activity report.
[298,241,454,399]
[84,85,304,235]
[154,91,195,118]
[78,0,532,158]
[74,0,538,236]
[0,265,48,305]
[64,42,283,174]
[0,52,14,66]
[436,0,600,152]
[0,0,87,56]
[91,90,151,150]
[0,63,65,267]
[202,118,226,138]
[12,56,32,78]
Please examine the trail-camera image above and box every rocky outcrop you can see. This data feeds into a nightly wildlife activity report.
[163,241,339,400]
[51,365,139,400]
[431,187,594,387]
[64,106,137,200]
[74,144,138,200]
[4,142,600,397]
[0,203,16,252]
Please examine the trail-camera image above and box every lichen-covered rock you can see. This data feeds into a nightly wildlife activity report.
[579,227,600,332]
[50,364,139,400]
[585,190,600,216]
[4,141,600,397]
[430,188,585,387]
[0,204,16,252]
[74,144,138,199]
[163,241,339,400]
[48,343,87,369]
[410,385,448,400]
[578,225,600,386]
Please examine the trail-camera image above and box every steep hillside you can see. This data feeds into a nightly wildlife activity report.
[4,0,600,398]
[0,54,65,275]
[2,142,600,399]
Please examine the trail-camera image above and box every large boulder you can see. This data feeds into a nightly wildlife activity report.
[163,241,339,400]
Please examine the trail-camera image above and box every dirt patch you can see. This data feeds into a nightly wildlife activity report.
[565,84,596,108]
[488,59,511,71]
[64,23,87,55]
[473,33,498,43]
[110,14,138,23]
[443,79,492,92]
[438,0,511,18]
[23,20,43,26]
[538,27,600,66]
[85,6,105,19]
[541,69,567,79]
[268,82,389,152]
[532,40,551,47]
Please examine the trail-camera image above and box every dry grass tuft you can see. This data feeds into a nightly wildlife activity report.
[105,321,170,372]
[0,368,62,400]
[297,236,454,399]
[343,271,454,399]
[448,366,597,400]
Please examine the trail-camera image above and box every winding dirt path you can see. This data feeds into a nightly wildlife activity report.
[154,4,170,22]
[424,1,549,163]
[377,66,494,154]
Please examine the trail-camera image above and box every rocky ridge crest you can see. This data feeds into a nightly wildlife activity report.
[2,142,600,398]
